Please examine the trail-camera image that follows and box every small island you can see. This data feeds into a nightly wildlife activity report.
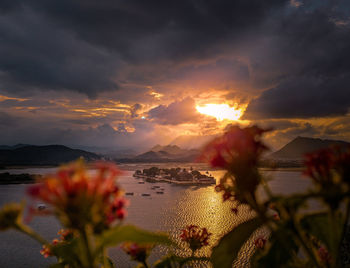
[0,172,38,184]
[133,167,216,185]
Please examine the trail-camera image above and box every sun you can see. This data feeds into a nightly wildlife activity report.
[196,103,244,121]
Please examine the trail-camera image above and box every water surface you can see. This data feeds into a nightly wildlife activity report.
[0,166,310,267]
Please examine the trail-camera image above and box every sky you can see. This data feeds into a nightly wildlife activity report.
[0,0,349,152]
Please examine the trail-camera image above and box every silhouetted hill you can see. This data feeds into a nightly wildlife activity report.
[269,136,350,160]
[0,145,102,166]
[118,145,200,162]
[150,144,188,155]
[0,144,31,150]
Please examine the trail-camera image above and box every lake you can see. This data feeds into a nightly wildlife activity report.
[0,165,310,267]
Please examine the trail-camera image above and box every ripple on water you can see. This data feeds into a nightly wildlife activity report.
[0,168,307,267]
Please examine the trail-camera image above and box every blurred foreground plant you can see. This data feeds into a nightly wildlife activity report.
[201,125,350,268]
[0,160,178,268]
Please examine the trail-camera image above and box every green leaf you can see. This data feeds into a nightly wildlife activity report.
[211,217,262,268]
[300,212,342,251]
[99,224,174,248]
[252,228,298,268]
[51,239,83,267]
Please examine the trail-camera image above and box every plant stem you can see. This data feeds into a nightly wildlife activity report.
[291,219,322,268]
[81,227,95,268]
[142,260,149,268]
[328,208,338,268]
[336,198,350,267]
[14,223,48,245]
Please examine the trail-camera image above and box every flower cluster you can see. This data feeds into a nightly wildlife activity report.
[40,229,74,258]
[180,225,211,252]
[201,126,269,205]
[304,149,335,187]
[121,242,153,263]
[304,146,350,209]
[304,146,350,186]
[200,125,269,170]
[27,160,127,232]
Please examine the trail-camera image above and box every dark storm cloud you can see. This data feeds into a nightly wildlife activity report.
[244,76,350,119]
[0,0,349,122]
[0,0,287,97]
[0,6,118,98]
[244,0,350,119]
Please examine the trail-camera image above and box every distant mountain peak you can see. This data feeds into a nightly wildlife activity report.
[133,144,200,162]
[269,136,350,160]
[149,144,183,154]
[150,144,163,151]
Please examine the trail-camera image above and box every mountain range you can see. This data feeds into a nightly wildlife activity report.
[0,136,349,166]
[131,145,200,162]
[0,145,102,166]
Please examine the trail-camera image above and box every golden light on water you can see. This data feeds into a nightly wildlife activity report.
[196,103,244,121]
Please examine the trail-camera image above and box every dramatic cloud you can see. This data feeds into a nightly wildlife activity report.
[244,76,350,119]
[147,97,202,125]
[0,0,349,149]
[0,0,287,97]
[244,0,350,119]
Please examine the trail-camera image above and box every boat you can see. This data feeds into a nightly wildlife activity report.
[142,193,151,196]
[37,204,46,211]
[156,191,164,194]
[125,192,134,196]
[138,181,145,184]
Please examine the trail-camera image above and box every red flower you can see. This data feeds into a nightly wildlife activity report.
[304,145,350,186]
[199,125,269,169]
[317,246,331,265]
[231,207,238,214]
[254,236,267,249]
[40,230,74,259]
[200,126,270,204]
[27,160,127,232]
[40,244,53,258]
[304,149,334,185]
[180,225,211,252]
[121,242,153,263]
[57,229,74,241]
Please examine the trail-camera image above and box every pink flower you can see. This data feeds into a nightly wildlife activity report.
[180,225,211,252]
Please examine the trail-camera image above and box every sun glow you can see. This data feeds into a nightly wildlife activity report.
[196,103,244,121]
